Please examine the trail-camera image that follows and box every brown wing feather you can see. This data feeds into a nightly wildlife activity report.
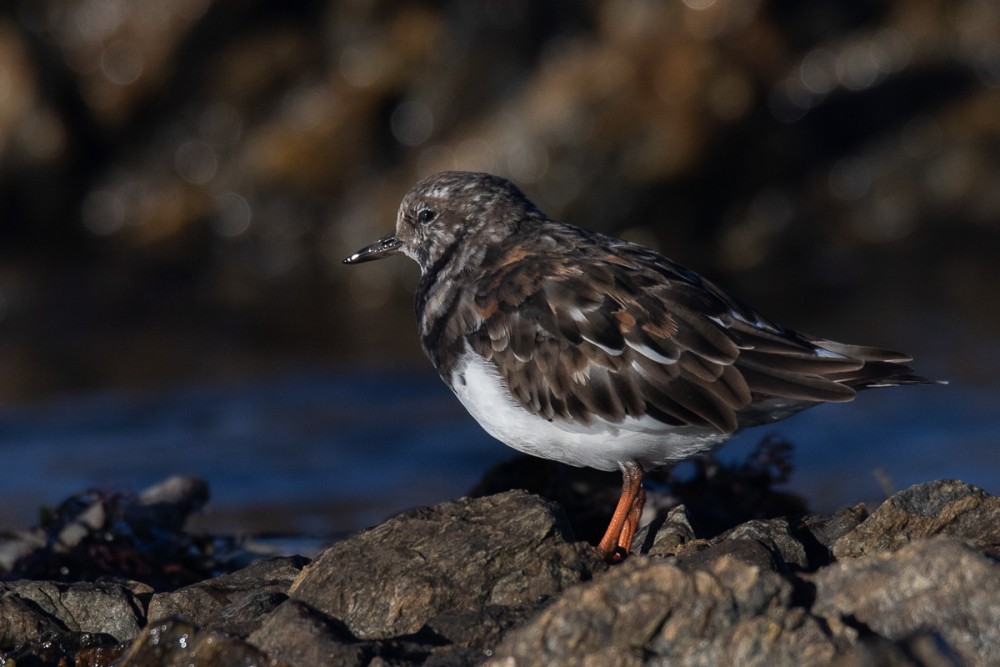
[468,247,925,435]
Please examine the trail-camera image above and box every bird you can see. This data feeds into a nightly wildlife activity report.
[344,171,940,561]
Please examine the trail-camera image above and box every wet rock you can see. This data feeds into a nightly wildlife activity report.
[812,537,1000,666]
[0,631,123,666]
[487,555,838,667]
[832,480,1000,559]
[147,556,308,635]
[2,475,263,590]
[117,617,290,666]
[290,490,604,640]
[0,580,144,643]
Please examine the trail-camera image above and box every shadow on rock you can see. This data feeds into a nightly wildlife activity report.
[472,435,809,544]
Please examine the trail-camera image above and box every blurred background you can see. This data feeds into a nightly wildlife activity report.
[1,0,998,536]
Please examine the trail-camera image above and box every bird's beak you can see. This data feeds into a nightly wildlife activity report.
[343,231,404,264]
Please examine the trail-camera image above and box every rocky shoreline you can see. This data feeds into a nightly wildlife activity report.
[2,469,998,666]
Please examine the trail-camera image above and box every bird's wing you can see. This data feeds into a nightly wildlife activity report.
[467,245,871,434]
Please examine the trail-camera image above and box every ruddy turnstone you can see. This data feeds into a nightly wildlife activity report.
[344,171,938,561]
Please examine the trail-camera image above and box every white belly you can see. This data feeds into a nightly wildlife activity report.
[449,350,729,471]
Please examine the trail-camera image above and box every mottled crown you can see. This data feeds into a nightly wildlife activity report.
[395,171,543,272]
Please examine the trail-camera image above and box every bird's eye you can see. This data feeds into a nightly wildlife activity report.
[417,209,436,224]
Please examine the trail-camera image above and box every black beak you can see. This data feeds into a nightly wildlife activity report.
[343,232,404,264]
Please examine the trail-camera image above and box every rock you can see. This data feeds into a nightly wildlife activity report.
[832,480,1000,559]
[0,590,66,648]
[116,617,290,666]
[712,517,809,570]
[126,475,211,534]
[635,489,866,573]
[0,580,144,643]
[5,479,1000,666]
[423,604,531,650]
[798,504,867,551]
[0,631,123,666]
[658,515,815,574]
[812,537,1000,666]
[474,441,808,547]
[2,475,260,589]
[248,599,372,667]
[631,504,696,556]
[249,597,514,667]
[471,457,625,545]
[147,556,308,635]
[674,536,781,573]
[289,490,604,640]
[830,634,963,667]
[487,555,838,667]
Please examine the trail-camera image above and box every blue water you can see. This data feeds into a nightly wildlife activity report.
[0,366,997,536]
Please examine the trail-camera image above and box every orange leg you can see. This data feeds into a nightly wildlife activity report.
[596,461,645,562]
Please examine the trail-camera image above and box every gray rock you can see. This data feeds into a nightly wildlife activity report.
[633,505,859,572]
[674,536,780,572]
[290,490,604,640]
[830,634,964,667]
[5,479,998,666]
[799,503,867,550]
[487,555,838,667]
[147,555,307,634]
[812,537,1000,667]
[0,579,144,643]
[248,599,372,667]
[832,480,1000,559]
[631,504,696,557]
[250,598,501,667]
[423,604,531,649]
[0,590,66,648]
[658,514,819,574]
[117,617,290,666]
[209,589,290,637]
[712,517,809,570]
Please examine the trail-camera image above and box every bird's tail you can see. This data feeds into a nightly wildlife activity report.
[811,340,947,390]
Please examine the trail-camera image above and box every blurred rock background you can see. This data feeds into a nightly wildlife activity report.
[1,0,998,402]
